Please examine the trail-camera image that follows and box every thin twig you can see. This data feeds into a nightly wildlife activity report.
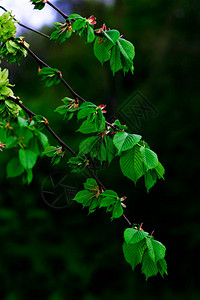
[47,1,68,19]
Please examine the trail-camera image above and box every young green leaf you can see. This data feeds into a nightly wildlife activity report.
[113,132,142,153]
[7,157,24,178]
[141,249,158,280]
[93,37,113,65]
[123,239,147,271]
[120,145,144,184]
[124,228,149,244]
[84,178,98,190]
[112,200,123,219]
[19,149,37,170]
[38,67,61,87]
[30,0,46,10]
[103,30,120,44]
[110,45,123,75]
[140,147,159,171]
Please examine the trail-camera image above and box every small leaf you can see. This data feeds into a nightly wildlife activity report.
[120,145,144,184]
[112,200,123,219]
[84,178,98,190]
[124,228,149,244]
[103,30,120,44]
[19,149,37,170]
[140,147,159,171]
[101,190,118,198]
[110,45,123,75]
[113,131,142,153]
[99,197,116,208]
[93,37,113,65]
[7,157,24,178]
[73,190,94,204]
[123,239,147,271]
[141,250,158,280]
[86,25,95,43]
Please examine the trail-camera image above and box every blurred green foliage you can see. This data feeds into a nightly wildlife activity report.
[0,0,200,299]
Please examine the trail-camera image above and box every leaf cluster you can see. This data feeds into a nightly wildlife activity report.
[50,22,73,44]
[0,114,49,183]
[0,68,21,119]
[43,145,65,165]
[38,67,61,87]
[73,178,124,218]
[0,37,29,64]
[50,13,135,75]
[0,12,16,43]
[94,33,135,75]
[54,97,79,121]
[123,227,168,280]
[30,0,46,10]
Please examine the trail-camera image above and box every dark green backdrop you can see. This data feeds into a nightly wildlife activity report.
[0,0,199,299]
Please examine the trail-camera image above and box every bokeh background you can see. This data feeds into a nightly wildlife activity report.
[0,0,200,299]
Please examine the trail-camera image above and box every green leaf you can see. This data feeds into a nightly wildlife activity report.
[36,131,49,149]
[101,190,118,198]
[157,259,168,277]
[83,178,98,190]
[117,38,135,61]
[43,146,57,157]
[77,120,97,134]
[79,136,99,154]
[110,45,123,75]
[141,250,158,280]
[112,200,123,219]
[77,107,96,120]
[144,169,158,192]
[30,0,46,10]
[93,37,113,65]
[117,38,135,74]
[103,30,120,44]
[7,157,24,178]
[26,168,33,184]
[5,136,18,149]
[120,145,144,184]
[123,239,147,271]
[72,19,86,31]
[86,25,95,43]
[18,116,28,127]
[155,162,165,179]
[105,135,117,164]
[68,14,85,20]
[113,132,142,153]
[99,197,116,208]
[73,190,94,204]
[0,38,29,65]
[19,149,37,170]
[146,238,156,262]
[151,239,166,262]
[38,67,61,87]
[140,147,159,171]
[124,228,149,244]
[0,12,16,43]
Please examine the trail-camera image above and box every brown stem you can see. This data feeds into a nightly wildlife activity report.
[46,1,68,19]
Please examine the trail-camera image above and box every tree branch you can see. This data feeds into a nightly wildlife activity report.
[8,95,132,226]
[20,42,116,130]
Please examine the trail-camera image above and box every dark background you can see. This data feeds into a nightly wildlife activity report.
[0,0,200,299]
